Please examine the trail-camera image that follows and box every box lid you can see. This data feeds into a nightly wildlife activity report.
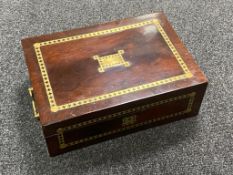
[21,12,207,126]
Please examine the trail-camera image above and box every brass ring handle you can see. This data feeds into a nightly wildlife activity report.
[28,87,39,119]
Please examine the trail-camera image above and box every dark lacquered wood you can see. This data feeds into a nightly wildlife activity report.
[21,12,208,156]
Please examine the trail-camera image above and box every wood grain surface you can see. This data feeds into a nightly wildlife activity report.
[21,12,208,156]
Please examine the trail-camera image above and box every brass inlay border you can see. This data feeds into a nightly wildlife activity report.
[57,92,196,149]
[93,50,130,72]
[33,19,193,112]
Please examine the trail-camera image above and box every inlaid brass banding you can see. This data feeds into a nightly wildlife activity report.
[33,19,193,112]
[57,92,196,149]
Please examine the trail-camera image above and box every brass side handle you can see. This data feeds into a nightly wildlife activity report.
[28,87,39,119]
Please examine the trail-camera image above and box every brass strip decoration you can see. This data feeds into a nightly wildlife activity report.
[93,50,130,72]
[57,92,196,149]
[33,19,193,112]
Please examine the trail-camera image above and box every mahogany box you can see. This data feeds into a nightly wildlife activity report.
[21,12,208,156]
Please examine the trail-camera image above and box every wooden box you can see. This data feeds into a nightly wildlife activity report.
[21,12,208,156]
